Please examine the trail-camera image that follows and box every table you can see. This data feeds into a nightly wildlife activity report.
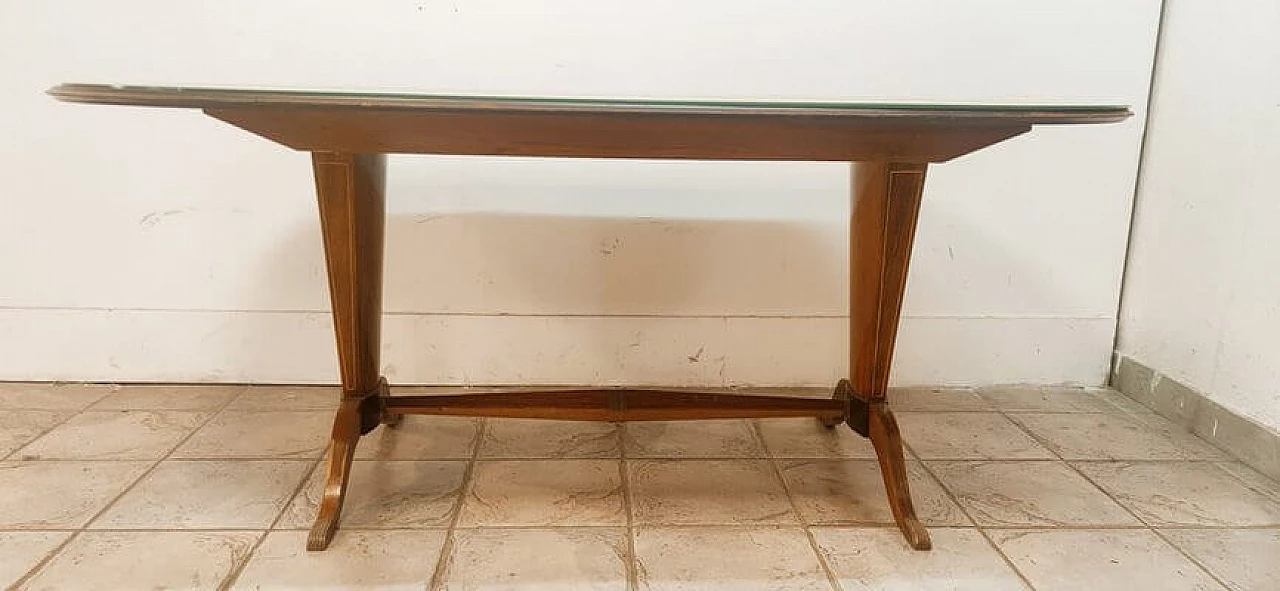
[50,84,1129,551]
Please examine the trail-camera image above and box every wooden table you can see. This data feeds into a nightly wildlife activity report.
[51,84,1129,551]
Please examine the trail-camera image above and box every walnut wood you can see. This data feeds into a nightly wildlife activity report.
[48,84,1131,164]
[383,389,847,422]
[307,397,361,551]
[849,161,932,550]
[313,152,386,396]
[207,107,1029,162]
[51,82,1131,552]
[309,151,392,551]
[869,402,931,550]
[851,161,928,403]
[821,379,853,429]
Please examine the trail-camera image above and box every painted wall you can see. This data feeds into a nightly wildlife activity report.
[1117,0,1280,429]
[0,1,1159,386]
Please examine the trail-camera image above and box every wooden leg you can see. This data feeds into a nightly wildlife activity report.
[849,160,932,550]
[307,151,388,551]
[869,402,930,549]
[307,398,361,550]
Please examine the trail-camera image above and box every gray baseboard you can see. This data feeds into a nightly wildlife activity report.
[1111,354,1280,482]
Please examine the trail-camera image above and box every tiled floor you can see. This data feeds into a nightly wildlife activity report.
[1,383,1278,590]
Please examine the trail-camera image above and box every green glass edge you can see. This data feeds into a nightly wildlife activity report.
[66,84,1128,114]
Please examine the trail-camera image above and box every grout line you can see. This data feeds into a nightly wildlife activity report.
[1063,453,1233,590]
[9,522,1275,534]
[973,528,1039,590]
[3,456,326,463]
[749,419,843,591]
[907,457,1234,464]
[926,401,1086,590]
[910,453,1040,590]
[1147,527,1235,590]
[219,454,326,591]
[75,385,248,527]
[995,405,1069,462]
[8,384,248,589]
[1213,461,1280,501]
[0,385,119,461]
[427,417,484,591]
[2,413,91,463]
[617,422,640,591]
[6,530,82,588]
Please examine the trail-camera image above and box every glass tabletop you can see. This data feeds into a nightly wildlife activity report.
[49,84,1130,124]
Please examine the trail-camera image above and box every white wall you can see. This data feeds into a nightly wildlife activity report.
[0,1,1160,386]
[1117,0,1280,429]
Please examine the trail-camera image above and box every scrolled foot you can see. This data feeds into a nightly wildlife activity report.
[307,399,361,551]
[868,402,932,550]
[307,513,340,551]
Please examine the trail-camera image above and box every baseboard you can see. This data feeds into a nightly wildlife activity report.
[0,308,1113,387]
[1111,353,1280,482]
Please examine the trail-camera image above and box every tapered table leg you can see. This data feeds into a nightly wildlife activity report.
[307,151,390,551]
[848,160,932,550]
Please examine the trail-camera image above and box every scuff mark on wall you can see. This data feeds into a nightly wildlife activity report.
[687,346,705,363]
[139,209,189,227]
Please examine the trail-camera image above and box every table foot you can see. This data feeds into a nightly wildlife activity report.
[307,397,362,551]
[868,402,932,550]
[381,410,404,428]
[821,379,853,428]
[355,378,401,434]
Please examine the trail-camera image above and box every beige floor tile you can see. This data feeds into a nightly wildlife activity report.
[481,419,620,459]
[14,410,208,460]
[625,420,764,458]
[88,384,243,410]
[928,461,1138,527]
[755,418,876,459]
[990,529,1222,591]
[0,532,71,589]
[780,460,968,525]
[977,386,1116,413]
[226,385,339,410]
[1163,528,1280,591]
[889,387,994,412]
[629,460,795,525]
[0,411,71,458]
[355,416,479,460]
[92,460,311,529]
[281,460,466,528]
[23,531,258,591]
[441,528,628,591]
[898,413,1054,460]
[634,526,828,591]
[1075,461,1280,526]
[173,410,332,459]
[1215,461,1280,504]
[0,383,112,410]
[232,529,445,590]
[1087,387,1154,415]
[1010,412,1225,460]
[813,527,1027,590]
[0,461,150,528]
[458,460,624,526]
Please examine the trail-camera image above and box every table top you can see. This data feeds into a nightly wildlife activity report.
[49,84,1130,161]
[49,84,1129,124]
